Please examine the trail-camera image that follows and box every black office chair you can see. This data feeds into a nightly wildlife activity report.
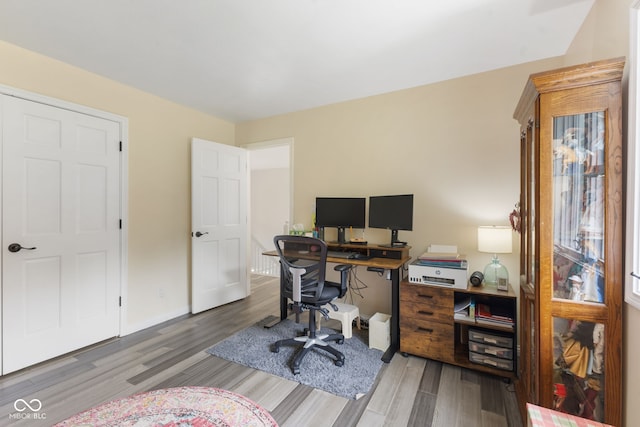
[271,235,352,374]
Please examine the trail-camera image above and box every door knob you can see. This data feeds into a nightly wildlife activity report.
[8,243,37,253]
[194,231,209,237]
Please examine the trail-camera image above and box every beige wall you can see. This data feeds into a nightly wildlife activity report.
[237,57,562,315]
[564,0,632,66]
[0,40,236,331]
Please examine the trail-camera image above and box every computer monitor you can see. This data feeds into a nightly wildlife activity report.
[368,194,414,247]
[315,197,366,244]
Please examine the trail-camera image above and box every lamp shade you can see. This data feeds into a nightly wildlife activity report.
[477,226,512,254]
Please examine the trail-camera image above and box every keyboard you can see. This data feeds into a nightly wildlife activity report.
[326,250,357,259]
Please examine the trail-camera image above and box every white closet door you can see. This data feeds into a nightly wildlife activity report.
[1,95,121,374]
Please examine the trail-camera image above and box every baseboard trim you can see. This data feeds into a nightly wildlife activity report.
[121,306,191,336]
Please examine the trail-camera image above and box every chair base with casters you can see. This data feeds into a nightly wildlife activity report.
[271,304,345,375]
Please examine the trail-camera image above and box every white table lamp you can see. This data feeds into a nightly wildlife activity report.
[477,226,512,289]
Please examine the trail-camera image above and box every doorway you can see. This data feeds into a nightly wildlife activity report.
[247,138,292,276]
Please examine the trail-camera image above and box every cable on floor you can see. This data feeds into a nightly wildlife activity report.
[344,266,368,304]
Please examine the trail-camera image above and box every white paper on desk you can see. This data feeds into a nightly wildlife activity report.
[428,244,458,253]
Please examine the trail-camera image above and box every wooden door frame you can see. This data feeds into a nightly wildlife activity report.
[0,84,129,339]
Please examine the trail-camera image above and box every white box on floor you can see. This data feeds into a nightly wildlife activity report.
[369,312,391,351]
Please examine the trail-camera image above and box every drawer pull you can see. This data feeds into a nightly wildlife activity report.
[418,294,433,299]
[418,310,434,316]
[417,327,434,333]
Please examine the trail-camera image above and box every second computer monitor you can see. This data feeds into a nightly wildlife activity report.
[368,194,414,247]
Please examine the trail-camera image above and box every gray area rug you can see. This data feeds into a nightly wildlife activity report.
[206,318,384,399]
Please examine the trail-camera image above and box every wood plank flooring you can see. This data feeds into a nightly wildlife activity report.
[0,275,522,426]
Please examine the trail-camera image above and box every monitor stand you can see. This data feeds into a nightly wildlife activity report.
[381,229,406,247]
[336,227,347,244]
[381,241,407,248]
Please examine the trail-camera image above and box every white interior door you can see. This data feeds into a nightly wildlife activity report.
[1,95,121,374]
[191,138,248,314]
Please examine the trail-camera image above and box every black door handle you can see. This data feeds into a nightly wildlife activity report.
[194,231,209,237]
[8,243,37,253]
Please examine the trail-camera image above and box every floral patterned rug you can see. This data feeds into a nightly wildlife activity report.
[53,386,278,427]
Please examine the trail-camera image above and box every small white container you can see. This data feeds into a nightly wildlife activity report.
[369,312,391,351]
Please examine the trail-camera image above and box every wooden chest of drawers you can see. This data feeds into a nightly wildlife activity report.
[399,279,517,380]
[400,282,454,363]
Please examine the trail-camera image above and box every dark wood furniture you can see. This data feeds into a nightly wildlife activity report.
[400,281,517,379]
[513,57,624,426]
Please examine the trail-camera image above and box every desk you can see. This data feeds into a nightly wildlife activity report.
[264,243,410,363]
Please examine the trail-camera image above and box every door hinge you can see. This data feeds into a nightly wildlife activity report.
[119,141,123,152]
[119,296,122,307]
[119,219,123,229]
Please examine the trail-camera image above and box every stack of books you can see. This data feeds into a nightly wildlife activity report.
[475,303,514,328]
[453,297,514,329]
[415,251,468,269]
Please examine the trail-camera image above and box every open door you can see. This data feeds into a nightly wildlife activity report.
[191,138,248,314]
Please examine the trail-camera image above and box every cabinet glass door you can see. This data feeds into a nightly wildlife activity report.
[552,112,605,303]
[552,317,605,421]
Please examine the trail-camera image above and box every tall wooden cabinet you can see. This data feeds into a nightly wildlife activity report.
[513,58,624,426]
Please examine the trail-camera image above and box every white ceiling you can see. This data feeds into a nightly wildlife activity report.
[0,0,595,123]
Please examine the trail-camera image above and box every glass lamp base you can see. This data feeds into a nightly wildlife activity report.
[483,258,509,289]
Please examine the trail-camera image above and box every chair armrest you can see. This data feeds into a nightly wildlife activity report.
[288,266,307,303]
[334,264,352,297]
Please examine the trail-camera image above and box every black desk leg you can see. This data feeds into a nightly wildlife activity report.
[263,262,288,329]
[382,267,400,363]
[279,262,287,320]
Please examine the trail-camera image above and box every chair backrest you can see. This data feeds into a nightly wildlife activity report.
[273,235,328,303]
